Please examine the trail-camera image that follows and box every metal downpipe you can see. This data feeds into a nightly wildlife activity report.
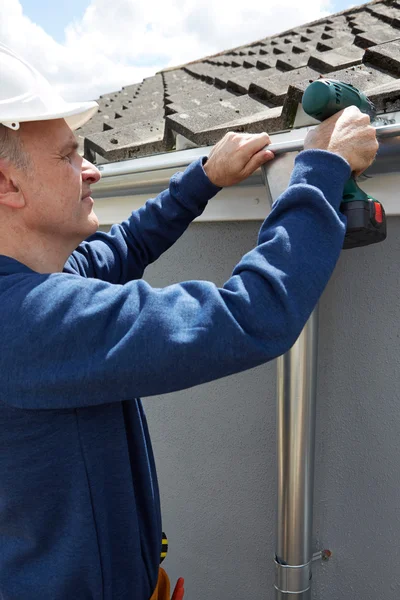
[274,310,319,599]
[261,149,321,598]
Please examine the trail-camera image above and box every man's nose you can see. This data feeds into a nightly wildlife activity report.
[82,158,101,184]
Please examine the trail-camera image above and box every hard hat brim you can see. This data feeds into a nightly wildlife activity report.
[63,101,99,130]
[1,100,98,131]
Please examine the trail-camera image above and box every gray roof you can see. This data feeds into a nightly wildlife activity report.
[80,0,400,163]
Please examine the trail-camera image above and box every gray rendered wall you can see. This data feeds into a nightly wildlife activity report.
[140,217,400,600]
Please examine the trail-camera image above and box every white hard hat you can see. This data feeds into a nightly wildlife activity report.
[0,43,98,131]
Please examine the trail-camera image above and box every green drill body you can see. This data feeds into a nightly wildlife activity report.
[302,80,376,123]
[301,80,386,249]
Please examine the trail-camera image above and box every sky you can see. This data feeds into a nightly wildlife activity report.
[1,0,369,102]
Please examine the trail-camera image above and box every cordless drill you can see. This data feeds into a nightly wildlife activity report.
[302,80,386,250]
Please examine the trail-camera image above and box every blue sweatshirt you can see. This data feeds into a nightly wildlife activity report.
[0,151,349,600]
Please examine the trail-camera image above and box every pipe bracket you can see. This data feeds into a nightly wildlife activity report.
[274,558,312,594]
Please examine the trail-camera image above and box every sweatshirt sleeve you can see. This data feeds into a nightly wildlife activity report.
[64,157,221,283]
[1,150,350,410]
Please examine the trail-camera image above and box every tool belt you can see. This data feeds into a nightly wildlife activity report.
[150,569,184,600]
[149,567,170,600]
[150,533,184,600]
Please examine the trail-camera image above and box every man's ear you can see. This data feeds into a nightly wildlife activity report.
[0,160,25,209]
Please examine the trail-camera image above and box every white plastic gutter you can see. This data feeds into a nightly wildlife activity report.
[92,116,400,225]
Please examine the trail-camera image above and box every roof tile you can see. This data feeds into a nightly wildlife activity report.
[355,24,400,47]
[316,31,356,51]
[347,12,382,34]
[365,79,400,111]
[212,68,246,90]
[166,106,283,146]
[256,55,279,69]
[85,118,169,162]
[226,70,267,95]
[166,95,272,138]
[321,63,396,91]
[367,2,400,27]
[166,88,237,110]
[308,45,364,73]
[276,52,312,71]
[249,67,320,105]
[363,39,400,75]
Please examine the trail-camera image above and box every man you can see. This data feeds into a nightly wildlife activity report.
[0,44,378,600]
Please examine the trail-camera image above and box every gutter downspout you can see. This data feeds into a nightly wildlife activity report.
[262,155,320,598]
[274,310,319,599]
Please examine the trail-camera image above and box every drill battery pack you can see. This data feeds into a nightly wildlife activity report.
[341,199,387,249]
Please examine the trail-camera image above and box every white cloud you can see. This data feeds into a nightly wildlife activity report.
[0,0,333,102]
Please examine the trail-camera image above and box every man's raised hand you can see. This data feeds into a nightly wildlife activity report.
[304,106,379,176]
[203,131,275,187]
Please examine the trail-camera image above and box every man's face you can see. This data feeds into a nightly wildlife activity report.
[18,118,101,247]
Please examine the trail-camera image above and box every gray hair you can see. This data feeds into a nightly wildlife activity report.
[0,124,30,170]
